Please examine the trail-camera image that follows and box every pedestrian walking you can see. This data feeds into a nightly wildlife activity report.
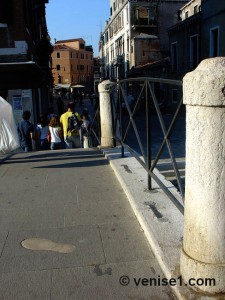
[80,109,91,148]
[60,102,82,149]
[48,115,62,150]
[17,110,35,152]
[36,114,49,150]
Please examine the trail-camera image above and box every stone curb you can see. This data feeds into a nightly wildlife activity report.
[101,147,221,300]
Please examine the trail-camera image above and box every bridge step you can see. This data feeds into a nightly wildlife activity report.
[155,159,185,188]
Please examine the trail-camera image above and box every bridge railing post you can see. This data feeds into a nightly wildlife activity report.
[180,57,225,294]
[98,80,114,148]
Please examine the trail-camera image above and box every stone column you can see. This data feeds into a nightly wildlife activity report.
[180,57,225,294]
[98,80,114,148]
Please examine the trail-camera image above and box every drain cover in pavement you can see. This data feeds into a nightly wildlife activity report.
[21,238,75,253]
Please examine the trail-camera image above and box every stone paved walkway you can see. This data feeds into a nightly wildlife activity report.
[0,149,174,299]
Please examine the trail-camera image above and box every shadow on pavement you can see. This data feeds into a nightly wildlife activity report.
[0,149,105,165]
[32,159,109,169]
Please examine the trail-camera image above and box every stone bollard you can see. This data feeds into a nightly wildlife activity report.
[83,136,89,149]
[180,57,225,294]
[98,80,114,148]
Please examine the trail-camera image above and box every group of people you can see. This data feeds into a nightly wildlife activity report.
[36,113,62,151]
[17,102,91,152]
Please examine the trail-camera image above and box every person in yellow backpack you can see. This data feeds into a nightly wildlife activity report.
[60,102,82,149]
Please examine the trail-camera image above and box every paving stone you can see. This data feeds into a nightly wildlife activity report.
[51,260,173,300]
[0,226,105,272]
[0,270,51,300]
[99,221,155,263]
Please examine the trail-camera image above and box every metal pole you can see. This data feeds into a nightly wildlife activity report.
[119,83,124,157]
[146,81,152,190]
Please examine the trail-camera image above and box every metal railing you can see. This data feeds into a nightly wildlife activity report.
[88,105,101,148]
[109,77,185,214]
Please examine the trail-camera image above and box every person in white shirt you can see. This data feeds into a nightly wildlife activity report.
[48,115,62,150]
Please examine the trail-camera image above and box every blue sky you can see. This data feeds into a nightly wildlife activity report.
[46,0,110,56]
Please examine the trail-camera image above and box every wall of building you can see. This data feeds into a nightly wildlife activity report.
[51,40,94,92]
[201,0,225,59]
[52,49,71,84]
[168,0,225,83]
[0,0,28,55]
[158,0,189,54]
[100,0,129,80]
[100,0,189,80]
[181,0,201,20]
[169,15,201,78]
[133,35,161,67]
[56,39,83,50]
[0,0,51,120]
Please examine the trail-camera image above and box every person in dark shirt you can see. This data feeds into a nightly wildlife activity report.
[17,110,34,152]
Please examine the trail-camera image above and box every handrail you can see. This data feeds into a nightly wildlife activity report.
[110,77,183,86]
[109,77,185,214]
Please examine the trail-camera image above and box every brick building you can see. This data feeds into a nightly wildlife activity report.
[51,39,94,93]
[0,0,52,124]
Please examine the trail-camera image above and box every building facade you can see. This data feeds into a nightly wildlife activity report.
[201,0,225,59]
[168,0,225,81]
[168,0,202,80]
[51,39,94,93]
[0,0,52,124]
[99,0,188,81]
[93,57,101,94]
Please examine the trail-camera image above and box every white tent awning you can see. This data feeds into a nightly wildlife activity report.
[71,84,85,88]
[0,97,20,153]
[54,83,71,89]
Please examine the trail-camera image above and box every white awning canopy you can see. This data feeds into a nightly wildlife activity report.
[54,83,71,89]
[0,97,20,153]
[71,84,85,88]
